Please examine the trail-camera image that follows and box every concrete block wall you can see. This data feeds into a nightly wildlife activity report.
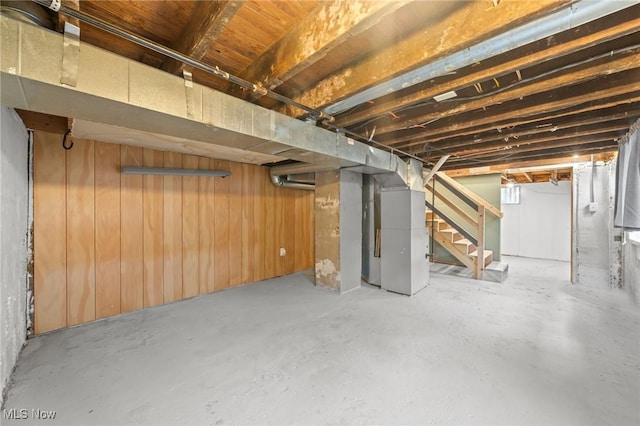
[0,107,29,405]
[314,170,362,294]
[623,232,640,305]
[572,162,622,289]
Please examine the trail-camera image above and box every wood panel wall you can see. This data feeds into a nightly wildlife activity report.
[33,132,314,334]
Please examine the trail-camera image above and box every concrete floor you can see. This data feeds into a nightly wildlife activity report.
[3,256,639,425]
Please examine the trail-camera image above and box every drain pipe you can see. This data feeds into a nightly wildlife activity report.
[270,173,315,191]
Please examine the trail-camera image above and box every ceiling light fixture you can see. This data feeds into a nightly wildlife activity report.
[433,91,457,102]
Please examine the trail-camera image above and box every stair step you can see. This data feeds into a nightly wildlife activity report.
[484,261,509,283]
[469,249,492,259]
[469,249,493,267]
[439,228,461,242]
[426,218,450,232]
[453,238,476,255]
[437,222,452,232]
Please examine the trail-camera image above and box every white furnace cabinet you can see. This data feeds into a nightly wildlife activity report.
[380,189,429,295]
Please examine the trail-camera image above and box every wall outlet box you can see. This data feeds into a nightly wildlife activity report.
[279,247,286,256]
[589,202,598,212]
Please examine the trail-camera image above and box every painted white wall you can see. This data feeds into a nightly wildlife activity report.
[0,107,29,405]
[501,181,571,262]
[571,162,621,289]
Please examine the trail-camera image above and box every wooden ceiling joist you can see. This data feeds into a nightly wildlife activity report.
[233,0,411,99]
[426,106,640,151]
[446,132,621,164]
[388,86,640,149]
[447,143,618,170]
[446,152,615,177]
[373,50,640,135]
[395,102,640,150]
[163,1,244,75]
[284,0,571,115]
[57,0,80,30]
[445,120,632,157]
[5,0,638,170]
[15,110,68,134]
[334,6,640,128]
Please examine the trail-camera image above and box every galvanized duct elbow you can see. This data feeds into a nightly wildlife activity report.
[270,173,315,191]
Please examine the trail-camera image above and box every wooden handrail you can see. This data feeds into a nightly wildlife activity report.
[434,172,504,218]
[475,205,485,279]
[426,172,500,279]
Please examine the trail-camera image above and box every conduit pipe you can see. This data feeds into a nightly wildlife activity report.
[270,173,315,191]
[31,0,427,167]
[1,12,420,189]
[322,0,639,116]
[32,0,334,123]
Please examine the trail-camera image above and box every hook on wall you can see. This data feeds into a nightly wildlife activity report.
[62,129,73,150]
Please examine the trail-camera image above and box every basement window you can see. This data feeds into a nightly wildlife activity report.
[501,185,520,205]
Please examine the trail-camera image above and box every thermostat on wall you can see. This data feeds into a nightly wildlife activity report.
[589,202,598,212]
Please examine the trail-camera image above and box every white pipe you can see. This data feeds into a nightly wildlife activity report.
[121,167,230,177]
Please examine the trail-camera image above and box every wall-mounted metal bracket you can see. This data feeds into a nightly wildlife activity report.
[183,70,195,119]
[61,22,80,87]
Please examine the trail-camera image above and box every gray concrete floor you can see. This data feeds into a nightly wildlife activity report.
[3,256,639,425]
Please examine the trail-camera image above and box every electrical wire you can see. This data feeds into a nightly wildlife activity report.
[427,43,640,105]
[321,121,429,165]
[374,42,640,162]
[32,0,333,122]
[33,0,437,166]
[348,43,640,132]
[35,0,636,167]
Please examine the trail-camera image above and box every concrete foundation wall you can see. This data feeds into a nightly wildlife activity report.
[315,170,362,293]
[340,171,363,294]
[315,171,342,290]
[572,162,622,288]
[501,181,571,262]
[0,107,29,405]
[622,232,640,304]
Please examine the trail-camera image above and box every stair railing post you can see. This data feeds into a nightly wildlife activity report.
[476,204,485,280]
[430,176,436,262]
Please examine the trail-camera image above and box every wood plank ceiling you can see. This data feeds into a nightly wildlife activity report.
[33,0,640,172]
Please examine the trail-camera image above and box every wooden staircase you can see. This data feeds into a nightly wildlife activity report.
[426,210,493,272]
[424,172,503,280]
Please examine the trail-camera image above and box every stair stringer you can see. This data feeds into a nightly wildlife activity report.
[428,225,477,271]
